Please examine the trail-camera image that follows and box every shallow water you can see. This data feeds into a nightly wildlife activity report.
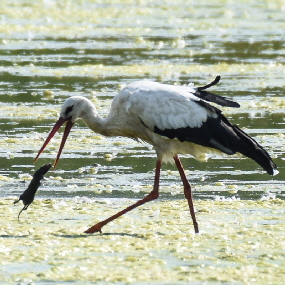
[1,0,285,284]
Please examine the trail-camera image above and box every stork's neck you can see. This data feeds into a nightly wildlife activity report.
[80,106,115,137]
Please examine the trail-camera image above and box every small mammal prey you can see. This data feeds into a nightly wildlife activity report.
[14,163,51,221]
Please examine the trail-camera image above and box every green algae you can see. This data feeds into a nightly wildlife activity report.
[1,198,285,284]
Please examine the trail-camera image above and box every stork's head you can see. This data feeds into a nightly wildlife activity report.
[59,96,90,123]
[34,96,90,169]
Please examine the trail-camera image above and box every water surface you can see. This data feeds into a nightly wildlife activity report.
[1,0,285,284]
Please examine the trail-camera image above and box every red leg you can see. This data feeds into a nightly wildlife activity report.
[85,159,162,234]
[174,155,199,234]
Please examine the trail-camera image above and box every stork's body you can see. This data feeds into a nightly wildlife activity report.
[35,76,277,234]
[76,81,224,162]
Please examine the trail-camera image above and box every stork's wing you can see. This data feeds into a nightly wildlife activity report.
[126,85,240,155]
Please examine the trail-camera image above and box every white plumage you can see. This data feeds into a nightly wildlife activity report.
[35,76,277,234]
[122,81,211,129]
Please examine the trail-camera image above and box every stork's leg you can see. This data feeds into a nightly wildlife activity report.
[85,159,162,234]
[173,155,199,234]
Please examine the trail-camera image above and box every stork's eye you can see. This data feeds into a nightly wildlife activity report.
[65,105,74,116]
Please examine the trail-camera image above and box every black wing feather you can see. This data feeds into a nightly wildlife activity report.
[152,105,277,175]
[194,75,240,108]
[194,90,240,108]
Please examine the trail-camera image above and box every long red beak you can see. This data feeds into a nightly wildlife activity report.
[34,117,74,169]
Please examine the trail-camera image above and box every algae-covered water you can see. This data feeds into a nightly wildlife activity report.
[1,198,285,284]
[1,0,285,284]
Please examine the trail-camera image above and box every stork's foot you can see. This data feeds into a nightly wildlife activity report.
[84,222,104,234]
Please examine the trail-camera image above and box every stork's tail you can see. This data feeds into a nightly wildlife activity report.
[232,125,278,176]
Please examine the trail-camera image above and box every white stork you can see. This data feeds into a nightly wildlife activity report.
[34,76,277,234]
